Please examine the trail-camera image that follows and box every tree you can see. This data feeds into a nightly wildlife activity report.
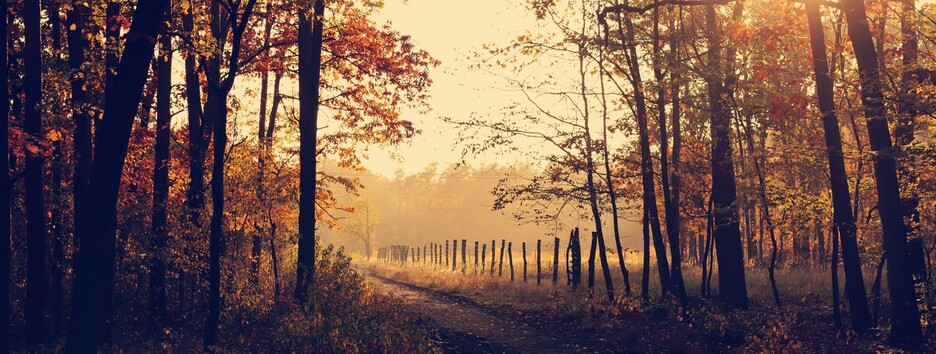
[805,0,871,331]
[704,3,747,309]
[348,200,379,259]
[602,4,674,298]
[23,0,46,347]
[0,0,9,349]
[203,0,260,349]
[66,0,169,351]
[149,6,172,335]
[840,0,922,345]
[295,0,326,305]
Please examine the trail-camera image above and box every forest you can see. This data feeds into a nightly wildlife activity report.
[1,0,935,352]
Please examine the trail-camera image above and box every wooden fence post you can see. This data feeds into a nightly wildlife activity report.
[508,242,514,282]
[537,239,542,285]
[452,239,457,271]
[571,228,582,289]
[482,243,487,273]
[588,232,597,290]
[491,240,496,275]
[445,241,449,268]
[523,242,527,282]
[474,241,479,273]
[553,237,560,284]
[461,239,467,273]
[498,239,506,277]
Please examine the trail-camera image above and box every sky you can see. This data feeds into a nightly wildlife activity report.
[363,0,543,177]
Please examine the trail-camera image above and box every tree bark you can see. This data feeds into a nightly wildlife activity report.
[0,1,9,349]
[24,0,46,346]
[895,0,926,301]
[841,0,922,345]
[183,1,205,225]
[66,0,168,351]
[149,8,172,336]
[294,0,325,304]
[805,1,870,331]
[704,4,747,309]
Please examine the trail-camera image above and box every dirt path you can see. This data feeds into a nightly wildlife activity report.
[364,273,593,354]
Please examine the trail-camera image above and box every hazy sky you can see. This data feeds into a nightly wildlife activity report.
[363,0,543,177]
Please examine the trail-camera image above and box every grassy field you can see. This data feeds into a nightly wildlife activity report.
[358,254,932,353]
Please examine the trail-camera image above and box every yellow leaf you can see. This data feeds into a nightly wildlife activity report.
[69,23,77,31]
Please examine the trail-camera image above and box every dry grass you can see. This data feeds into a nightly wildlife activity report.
[357,253,882,309]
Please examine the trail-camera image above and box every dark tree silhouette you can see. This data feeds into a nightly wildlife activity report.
[295,0,326,305]
[805,0,870,331]
[66,0,169,351]
[840,0,921,345]
[23,0,46,347]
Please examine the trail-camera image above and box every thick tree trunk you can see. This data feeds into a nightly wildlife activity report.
[704,4,747,309]
[295,0,325,305]
[0,0,9,349]
[896,0,927,303]
[841,0,922,345]
[149,10,172,336]
[806,1,871,331]
[66,1,168,351]
[24,0,47,347]
[67,0,94,254]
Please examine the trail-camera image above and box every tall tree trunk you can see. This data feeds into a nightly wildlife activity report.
[204,1,225,347]
[149,9,172,336]
[652,7,686,304]
[66,1,169,351]
[0,0,10,350]
[67,0,93,257]
[597,23,630,296]
[616,7,672,296]
[704,4,747,309]
[895,0,927,303]
[183,2,205,224]
[840,0,922,345]
[24,0,47,347]
[203,1,258,347]
[252,1,275,286]
[805,1,871,331]
[295,0,325,305]
[668,8,686,299]
[578,34,613,302]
